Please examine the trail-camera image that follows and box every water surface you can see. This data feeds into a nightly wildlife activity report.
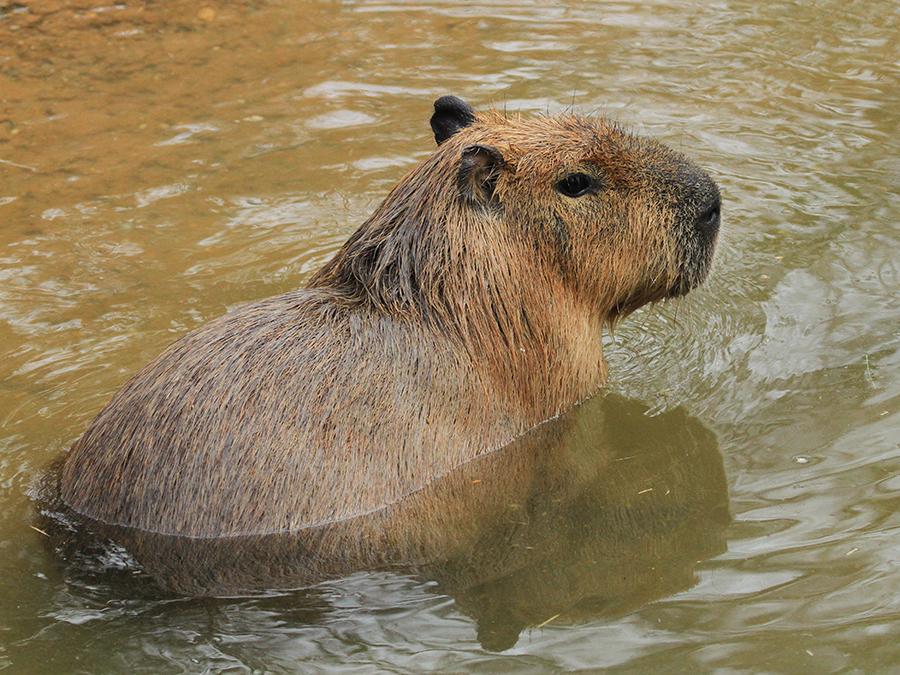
[2,0,899,672]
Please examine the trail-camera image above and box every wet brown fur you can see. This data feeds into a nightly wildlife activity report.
[59,99,720,544]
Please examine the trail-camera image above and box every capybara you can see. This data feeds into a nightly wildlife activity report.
[57,96,721,581]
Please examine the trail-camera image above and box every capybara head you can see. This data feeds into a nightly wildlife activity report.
[313,96,720,344]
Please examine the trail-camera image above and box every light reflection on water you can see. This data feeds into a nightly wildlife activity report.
[1,0,900,672]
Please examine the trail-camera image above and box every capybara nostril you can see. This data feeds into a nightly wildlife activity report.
[676,169,720,239]
[697,199,721,236]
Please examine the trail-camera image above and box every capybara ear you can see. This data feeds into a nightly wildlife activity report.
[431,96,477,145]
[457,144,506,204]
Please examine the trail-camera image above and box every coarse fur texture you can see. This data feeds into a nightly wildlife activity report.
[59,96,721,543]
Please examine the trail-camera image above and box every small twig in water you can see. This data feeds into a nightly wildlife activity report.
[0,157,38,172]
[537,614,561,629]
[865,354,876,388]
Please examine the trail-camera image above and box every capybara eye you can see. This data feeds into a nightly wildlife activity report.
[556,172,594,198]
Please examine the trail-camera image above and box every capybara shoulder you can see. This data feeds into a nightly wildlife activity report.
[59,97,720,546]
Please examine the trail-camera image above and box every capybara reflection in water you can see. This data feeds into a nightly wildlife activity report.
[58,97,721,568]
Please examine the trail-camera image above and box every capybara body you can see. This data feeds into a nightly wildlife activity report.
[58,97,721,573]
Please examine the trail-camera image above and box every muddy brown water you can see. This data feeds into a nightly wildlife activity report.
[2,0,899,672]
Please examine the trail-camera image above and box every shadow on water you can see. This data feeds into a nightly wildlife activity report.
[37,393,729,651]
